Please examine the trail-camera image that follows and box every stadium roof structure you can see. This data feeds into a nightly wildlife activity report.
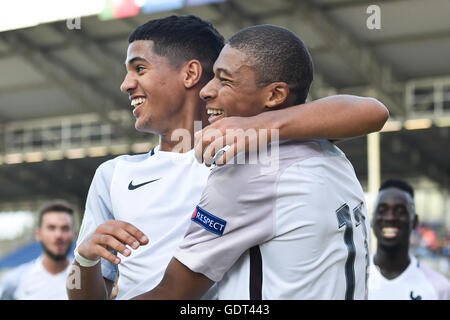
[0,0,449,211]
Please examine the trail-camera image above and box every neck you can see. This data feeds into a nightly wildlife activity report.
[374,243,410,279]
[159,96,208,152]
[41,253,69,275]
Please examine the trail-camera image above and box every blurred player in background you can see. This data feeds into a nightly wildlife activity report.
[68,15,388,300]
[368,179,450,300]
[133,24,371,300]
[0,200,75,300]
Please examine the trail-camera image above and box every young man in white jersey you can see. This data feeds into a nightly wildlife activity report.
[68,16,388,300]
[0,200,75,300]
[368,179,450,300]
[133,24,371,300]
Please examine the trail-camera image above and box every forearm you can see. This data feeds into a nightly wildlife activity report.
[132,282,210,301]
[67,261,110,300]
[265,95,389,140]
[130,258,213,300]
[132,284,178,300]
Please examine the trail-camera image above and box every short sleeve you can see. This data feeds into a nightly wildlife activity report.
[76,159,118,282]
[174,164,277,282]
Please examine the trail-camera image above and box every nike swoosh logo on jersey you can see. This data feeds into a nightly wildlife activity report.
[410,291,422,300]
[128,178,161,190]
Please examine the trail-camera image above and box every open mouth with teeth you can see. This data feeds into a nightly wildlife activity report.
[131,97,146,108]
[381,227,399,239]
[130,97,146,117]
[206,108,224,123]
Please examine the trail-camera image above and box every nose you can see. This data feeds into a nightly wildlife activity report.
[199,79,217,101]
[54,228,65,238]
[120,73,137,94]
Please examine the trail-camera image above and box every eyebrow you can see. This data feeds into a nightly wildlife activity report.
[125,56,149,66]
[216,67,233,78]
[377,203,407,208]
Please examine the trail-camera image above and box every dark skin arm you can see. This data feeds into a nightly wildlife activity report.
[67,261,114,300]
[131,258,214,300]
[195,95,389,165]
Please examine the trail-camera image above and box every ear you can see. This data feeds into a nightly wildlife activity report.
[35,228,41,242]
[412,214,419,230]
[183,60,203,89]
[264,82,290,109]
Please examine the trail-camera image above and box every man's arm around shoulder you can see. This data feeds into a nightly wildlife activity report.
[132,258,214,300]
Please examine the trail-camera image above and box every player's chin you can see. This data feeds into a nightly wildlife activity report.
[49,248,69,259]
[377,235,402,248]
[135,118,152,132]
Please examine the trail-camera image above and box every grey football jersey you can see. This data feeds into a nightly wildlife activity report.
[175,139,370,299]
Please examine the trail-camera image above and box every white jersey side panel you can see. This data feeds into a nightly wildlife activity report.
[77,157,118,281]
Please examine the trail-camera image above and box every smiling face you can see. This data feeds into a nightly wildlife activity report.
[373,187,417,250]
[199,44,269,124]
[120,40,187,134]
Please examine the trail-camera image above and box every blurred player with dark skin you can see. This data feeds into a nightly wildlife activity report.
[0,200,75,300]
[133,24,371,300]
[67,15,388,300]
[368,179,450,300]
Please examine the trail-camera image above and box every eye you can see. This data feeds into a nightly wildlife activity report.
[136,65,145,73]
[376,205,386,214]
[395,206,408,217]
[219,77,232,85]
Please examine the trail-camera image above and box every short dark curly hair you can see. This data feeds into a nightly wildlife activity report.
[38,200,74,227]
[227,24,314,105]
[128,15,225,83]
[379,179,414,199]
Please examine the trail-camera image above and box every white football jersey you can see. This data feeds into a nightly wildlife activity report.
[175,140,371,299]
[0,256,72,300]
[368,254,450,300]
[76,146,214,300]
